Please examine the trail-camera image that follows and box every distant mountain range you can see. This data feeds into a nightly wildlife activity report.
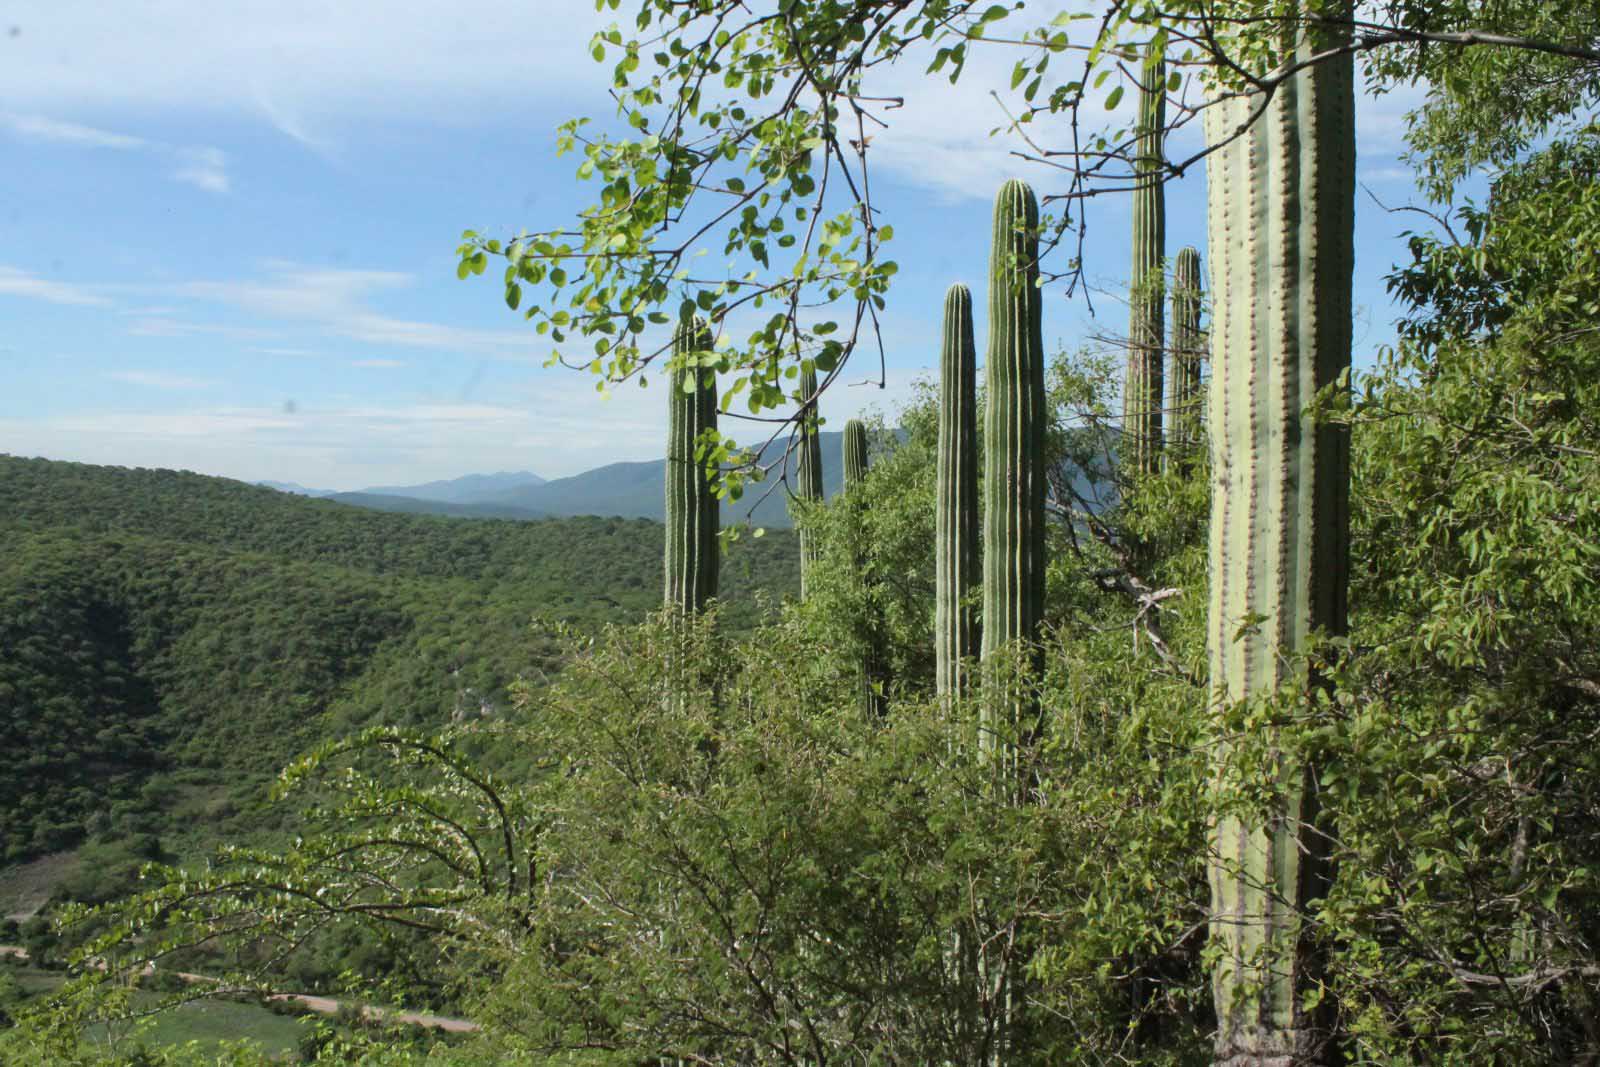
[256,480,337,497]
[262,436,859,528]
[361,470,545,504]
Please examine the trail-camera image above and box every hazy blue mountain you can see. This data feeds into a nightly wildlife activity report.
[257,480,336,497]
[359,470,545,504]
[483,431,854,528]
[324,492,548,521]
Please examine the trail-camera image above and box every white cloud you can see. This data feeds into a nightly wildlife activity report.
[0,2,618,135]
[179,263,542,357]
[1360,165,1415,183]
[126,316,272,340]
[0,265,112,306]
[3,110,232,194]
[173,146,230,193]
[107,370,216,389]
[351,358,407,368]
[0,371,669,488]
[0,112,146,149]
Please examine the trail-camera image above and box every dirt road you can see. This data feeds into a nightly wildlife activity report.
[0,945,478,1033]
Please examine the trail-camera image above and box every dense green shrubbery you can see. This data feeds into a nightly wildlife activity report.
[0,457,799,866]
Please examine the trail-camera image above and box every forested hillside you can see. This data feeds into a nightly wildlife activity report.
[0,455,799,867]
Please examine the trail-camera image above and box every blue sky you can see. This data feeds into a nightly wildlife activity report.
[0,1,1437,490]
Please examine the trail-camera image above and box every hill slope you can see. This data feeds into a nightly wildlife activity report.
[323,491,548,521]
[0,454,800,867]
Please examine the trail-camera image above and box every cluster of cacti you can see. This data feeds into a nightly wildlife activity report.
[663,314,720,616]
[1202,14,1355,1065]
[795,365,825,598]
[935,283,980,703]
[1167,245,1204,460]
[1124,44,1167,477]
[981,178,1048,772]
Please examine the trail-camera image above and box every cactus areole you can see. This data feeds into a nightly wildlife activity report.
[1126,45,1168,476]
[664,315,720,615]
[1203,12,1355,1066]
[936,283,980,701]
[981,180,1048,758]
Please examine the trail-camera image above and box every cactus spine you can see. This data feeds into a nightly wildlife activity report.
[794,365,825,599]
[936,283,980,702]
[1167,246,1204,461]
[1125,44,1167,476]
[663,315,720,615]
[1202,11,1355,1065]
[982,180,1047,762]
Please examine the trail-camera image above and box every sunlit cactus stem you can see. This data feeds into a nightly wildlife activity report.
[982,179,1047,765]
[1125,43,1167,477]
[1168,245,1204,464]
[663,314,720,616]
[936,283,980,704]
[794,365,825,599]
[980,177,1048,1067]
[1203,9,1355,1065]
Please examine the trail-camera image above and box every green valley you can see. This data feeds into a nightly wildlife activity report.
[0,454,799,876]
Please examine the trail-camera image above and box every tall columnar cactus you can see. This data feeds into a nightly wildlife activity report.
[1202,12,1354,1066]
[936,283,980,702]
[1167,245,1204,460]
[980,178,1047,1067]
[982,178,1047,763]
[1125,44,1167,477]
[842,419,868,487]
[794,365,825,599]
[840,418,881,716]
[663,315,720,616]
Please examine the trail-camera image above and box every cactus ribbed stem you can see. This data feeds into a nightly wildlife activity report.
[936,283,980,702]
[981,178,1047,762]
[794,366,824,599]
[1202,11,1355,1066]
[664,316,720,615]
[1125,45,1167,476]
[842,419,868,487]
[841,418,880,716]
[1168,246,1204,461]
[980,178,1047,1067]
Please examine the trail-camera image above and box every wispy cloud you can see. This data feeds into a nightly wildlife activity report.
[0,3,619,154]
[0,112,146,149]
[1359,165,1414,183]
[107,370,216,389]
[0,376,665,487]
[180,263,542,357]
[126,316,271,340]
[351,358,407,368]
[3,111,229,194]
[173,146,230,193]
[0,265,112,306]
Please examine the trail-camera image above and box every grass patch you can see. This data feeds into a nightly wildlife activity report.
[83,992,314,1062]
